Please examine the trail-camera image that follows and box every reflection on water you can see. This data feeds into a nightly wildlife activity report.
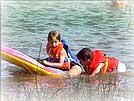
[1,71,134,101]
[1,1,134,101]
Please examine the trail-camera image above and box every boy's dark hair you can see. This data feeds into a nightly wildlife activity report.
[77,48,93,61]
[48,31,61,42]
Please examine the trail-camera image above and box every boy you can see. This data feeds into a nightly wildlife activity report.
[77,48,126,77]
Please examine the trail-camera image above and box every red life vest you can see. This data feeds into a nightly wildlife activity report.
[87,50,119,75]
[46,42,70,70]
[47,42,63,58]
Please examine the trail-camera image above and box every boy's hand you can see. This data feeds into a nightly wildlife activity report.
[89,73,96,81]
[89,73,95,77]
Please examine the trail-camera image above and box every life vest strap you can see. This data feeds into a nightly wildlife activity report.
[101,56,109,74]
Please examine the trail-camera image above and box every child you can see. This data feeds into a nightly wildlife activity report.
[76,48,126,77]
[43,31,70,70]
[43,31,81,76]
[111,0,128,8]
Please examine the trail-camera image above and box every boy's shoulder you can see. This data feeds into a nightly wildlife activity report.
[94,49,104,53]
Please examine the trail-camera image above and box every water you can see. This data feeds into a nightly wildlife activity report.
[1,1,134,101]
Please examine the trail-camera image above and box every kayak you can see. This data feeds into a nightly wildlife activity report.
[1,47,66,77]
[1,40,80,78]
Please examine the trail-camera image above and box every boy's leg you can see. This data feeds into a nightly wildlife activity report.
[117,61,126,72]
[67,65,82,77]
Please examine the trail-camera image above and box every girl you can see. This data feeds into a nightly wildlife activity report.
[43,31,82,77]
[43,31,70,70]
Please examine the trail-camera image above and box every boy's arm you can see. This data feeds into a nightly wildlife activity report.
[89,63,104,77]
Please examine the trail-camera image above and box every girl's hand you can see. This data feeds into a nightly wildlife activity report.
[43,60,50,66]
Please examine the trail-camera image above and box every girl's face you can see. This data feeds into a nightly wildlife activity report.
[49,40,60,48]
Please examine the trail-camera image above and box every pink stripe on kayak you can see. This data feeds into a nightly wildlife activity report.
[2,47,37,63]
[1,47,65,74]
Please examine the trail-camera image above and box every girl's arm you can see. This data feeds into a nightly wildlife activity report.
[43,49,66,68]
[89,63,104,77]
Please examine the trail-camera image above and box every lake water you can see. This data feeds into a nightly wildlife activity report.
[1,1,134,101]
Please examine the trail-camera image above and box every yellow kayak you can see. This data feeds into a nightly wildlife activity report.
[1,47,65,78]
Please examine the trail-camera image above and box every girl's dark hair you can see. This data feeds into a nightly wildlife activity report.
[47,31,61,42]
[77,48,93,61]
